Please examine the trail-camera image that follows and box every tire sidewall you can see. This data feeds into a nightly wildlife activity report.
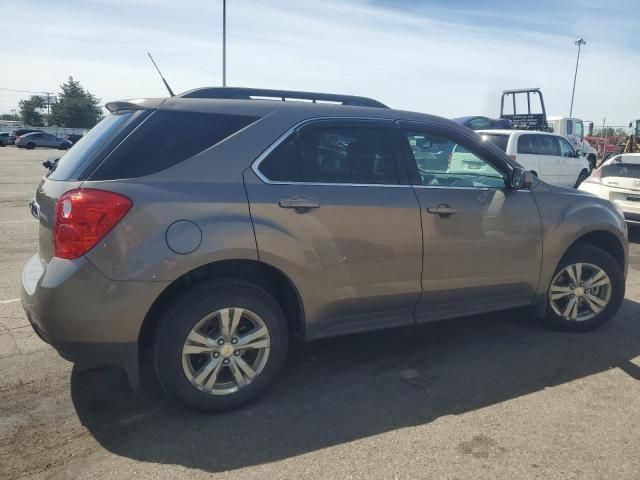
[154,280,289,412]
[545,244,624,332]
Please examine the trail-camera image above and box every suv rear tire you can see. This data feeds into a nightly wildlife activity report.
[544,244,624,332]
[154,279,289,412]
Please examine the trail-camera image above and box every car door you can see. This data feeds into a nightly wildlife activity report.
[244,119,423,340]
[28,133,43,146]
[557,136,580,185]
[395,122,543,322]
[536,134,566,186]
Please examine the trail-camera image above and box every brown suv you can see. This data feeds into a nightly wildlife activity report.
[21,88,627,411]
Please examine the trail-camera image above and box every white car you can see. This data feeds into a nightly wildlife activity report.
[469,129,591,188]
[578,153,640,223]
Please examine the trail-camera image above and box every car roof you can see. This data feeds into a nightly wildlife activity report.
[106,92,474,137]
[477,129,558,137]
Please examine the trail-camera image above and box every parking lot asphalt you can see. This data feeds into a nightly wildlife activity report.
[1,146,640,479]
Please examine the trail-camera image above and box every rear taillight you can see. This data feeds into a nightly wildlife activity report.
[16,136,21,141]
[509,154,517,161]
[54,189,132,259]
[584,167,602,184]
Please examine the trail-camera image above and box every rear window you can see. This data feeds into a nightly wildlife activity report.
[480,134,509,152]
[48,111,142,180]
[90,110,259,180]
[601,163,640,178]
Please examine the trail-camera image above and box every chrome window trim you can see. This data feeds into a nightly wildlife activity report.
[251,116,410,188]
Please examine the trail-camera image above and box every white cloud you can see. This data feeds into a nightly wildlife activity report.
[1,0,638,126]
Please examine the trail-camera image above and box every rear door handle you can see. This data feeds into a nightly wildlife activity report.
[426,204,458,216]
[279,197,321,210]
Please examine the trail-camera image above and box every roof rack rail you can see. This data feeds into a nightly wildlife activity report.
[178,87,388,108]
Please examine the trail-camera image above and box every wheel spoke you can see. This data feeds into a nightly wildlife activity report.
[583,295,604,314]
[237,326,269,348]
[575,263,582,284]
[183,344,216,355]
[193,358,219,386]
[186,330,216,348]
[234,355,257,380]
[229,359,247,387]
[585,270,607,288]
[203,359,224,391]
[585,293,608,308]
[219,308,231,340]
[566,265,579,284]
[563,297,577,320]
[230,308,243,338]
[589,277,610,289]
[550,285,573,300]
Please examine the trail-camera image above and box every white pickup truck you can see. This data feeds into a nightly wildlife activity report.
[547,116,598,168]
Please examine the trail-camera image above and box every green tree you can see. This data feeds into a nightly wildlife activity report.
[18,96,46,126]
[49,77,101,128]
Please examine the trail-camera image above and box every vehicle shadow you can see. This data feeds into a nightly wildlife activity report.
[71,300,640,473]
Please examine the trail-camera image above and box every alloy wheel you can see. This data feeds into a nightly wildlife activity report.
[549,262,612,322]
[181,307,271,395]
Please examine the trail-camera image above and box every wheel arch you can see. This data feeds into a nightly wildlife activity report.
[533,226,627,318]
[139,259,305,353]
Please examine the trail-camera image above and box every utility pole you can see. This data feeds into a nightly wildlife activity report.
[222,0,227,87]
[569,38,586,118]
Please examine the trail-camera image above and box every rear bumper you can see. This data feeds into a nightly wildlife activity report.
[21,254,169,388]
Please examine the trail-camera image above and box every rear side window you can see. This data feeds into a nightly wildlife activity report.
[49,111,140,180]
[90,111,259,180]
[517,134,559,156]
[259,125,400,185]
[480,134,509,152]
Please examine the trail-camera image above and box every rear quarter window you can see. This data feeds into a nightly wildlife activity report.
[90,110,260,180]
[480,134,509,152]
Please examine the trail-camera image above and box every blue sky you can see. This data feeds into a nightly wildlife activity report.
[2,0,638,126]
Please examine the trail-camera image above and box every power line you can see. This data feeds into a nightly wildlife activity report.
[0,87,52,95]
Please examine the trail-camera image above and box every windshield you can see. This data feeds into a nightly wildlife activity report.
[48,111,136,180]
[480,134,509,152]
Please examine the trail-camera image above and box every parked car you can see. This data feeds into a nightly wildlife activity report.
[453,116,512,130]
[476,129,591,188]
[22,87,627,412]
[0,132,10,146]
[63,134,84,145]
[15,132,72,150]
[578,153,640,223]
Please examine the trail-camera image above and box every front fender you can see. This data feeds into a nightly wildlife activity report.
[531,185,627,316]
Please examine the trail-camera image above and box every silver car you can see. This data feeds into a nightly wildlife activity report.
[21,88,628,412]
[16,131,72,149]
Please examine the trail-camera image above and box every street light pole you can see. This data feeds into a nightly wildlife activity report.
[222,0,226,87]
[569,38,586,118]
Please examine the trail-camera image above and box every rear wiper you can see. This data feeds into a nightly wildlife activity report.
[42,156,60,172]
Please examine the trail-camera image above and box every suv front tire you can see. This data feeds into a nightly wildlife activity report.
[545,244,624,332]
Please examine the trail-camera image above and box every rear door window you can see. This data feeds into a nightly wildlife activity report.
[91,111,260,180]
[517,134,559,156]
[258,125,400,185]
[536,135,560,156]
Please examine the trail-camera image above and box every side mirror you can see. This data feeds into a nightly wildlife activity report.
[511,168,534,190]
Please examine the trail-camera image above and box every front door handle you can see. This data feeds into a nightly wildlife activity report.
[279,197,321,211]
[426,204,458,216]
